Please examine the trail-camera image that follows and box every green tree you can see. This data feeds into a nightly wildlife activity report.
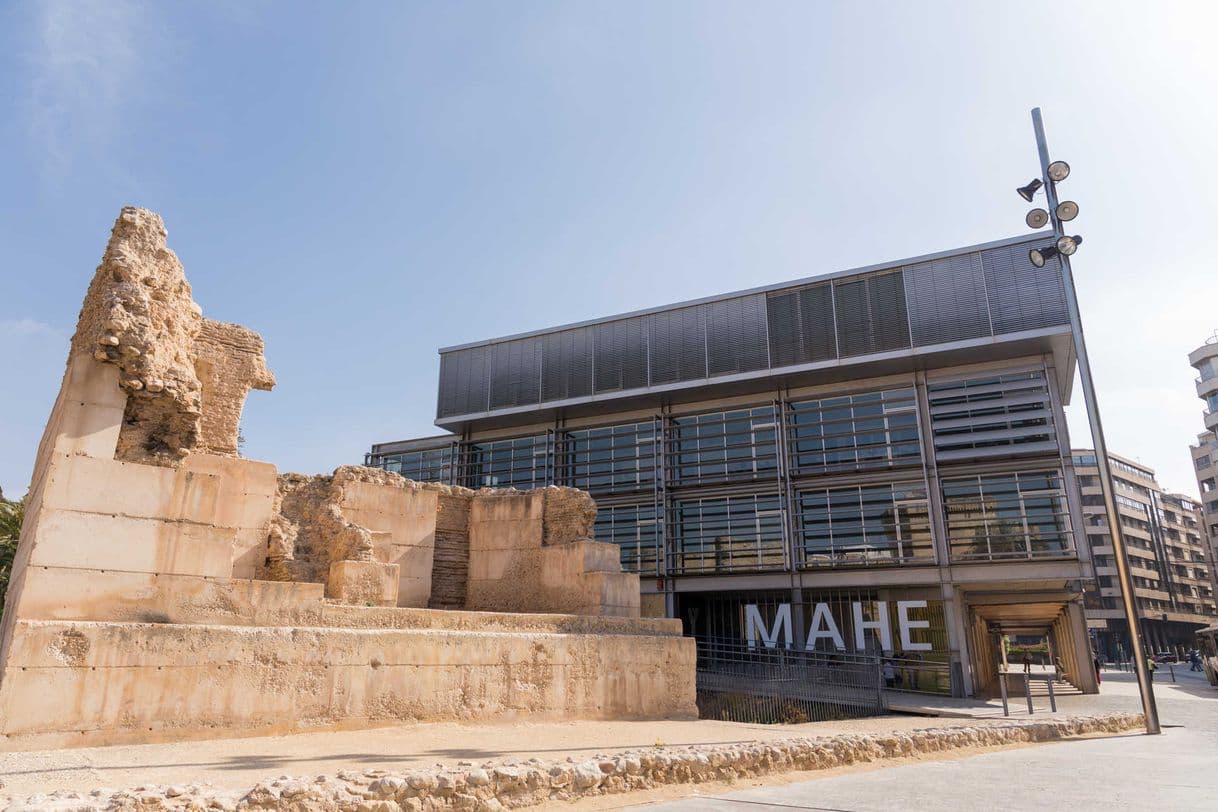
[0,493,24,616]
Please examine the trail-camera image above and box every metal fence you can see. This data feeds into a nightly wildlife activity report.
[694,636,887,723]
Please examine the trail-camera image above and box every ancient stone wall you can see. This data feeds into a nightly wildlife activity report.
[66,207,276,465]
[194,319,275,456]
[0,206,692,752]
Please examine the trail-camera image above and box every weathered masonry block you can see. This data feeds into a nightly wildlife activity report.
[0,207,694,751]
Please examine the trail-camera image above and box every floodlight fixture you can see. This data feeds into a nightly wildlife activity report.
[1026,208,1049,228]
[1017,178,1044,202]
[1056,234,1082,255]
[1056,200,1079,221]
[1047,160,1071,182]
[1029,245,1059,267]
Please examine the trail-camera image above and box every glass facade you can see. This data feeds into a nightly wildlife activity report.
[797,482,932,567]
[670,494,785,573]
[462,435,549,489]
[669,406,778,485]
[787,388,919,474]
[594,503,661,575]
[371,369,1078,577]
[561,421,657,494]
[942,471,1073,561]
[375,445,455,483]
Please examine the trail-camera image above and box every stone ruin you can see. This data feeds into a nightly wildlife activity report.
[0,207,694,751]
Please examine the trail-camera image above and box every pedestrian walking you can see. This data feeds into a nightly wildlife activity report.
[1147,655,1157,681]
[1093,654,1102,685]
[882,660,897,689]
[1022,652,1032,674]
[1189,650,1203,672]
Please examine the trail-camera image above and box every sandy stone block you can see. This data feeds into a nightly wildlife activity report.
[396,574,432,608]
[327,560,401,606]
[63,351,127,410]
[29,510,235,577]
[182,454,278,498]
[48,398,123,460]
[344,506,437,551]
[231,526,269,578]
[468,518,543,552]
[39,455,229,525]
[470,492,544,524]
[341,481,436,517]
[568,572,641,611]
[8,568,324,626]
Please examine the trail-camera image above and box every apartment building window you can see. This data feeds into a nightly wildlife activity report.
[1196,455,1212,470]
[1077,475,1099,487]
[670,494,784,573]
[927,371,1057,462]
[562,421,656,494]
[594,503,660,575]
[797,482,933,567]
[787,388,920,475]
[1073,453,1097,466]
[377,445,455,483]
[942,470,1072,561]
[463,435,548,489]
[670,406,778,485]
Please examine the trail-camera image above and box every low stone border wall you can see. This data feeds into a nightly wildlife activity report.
[10,712,1143,811]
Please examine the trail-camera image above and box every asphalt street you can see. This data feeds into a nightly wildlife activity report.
[639,668,1218,811]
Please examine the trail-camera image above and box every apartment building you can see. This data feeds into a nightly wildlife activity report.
[1189,333,1218,575]
[1074,449,1218,658]
[368,233,1100,697]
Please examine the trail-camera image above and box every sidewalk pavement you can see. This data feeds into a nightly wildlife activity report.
[638,669,1217,811]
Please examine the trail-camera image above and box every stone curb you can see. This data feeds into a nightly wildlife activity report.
[7,712,1144,811]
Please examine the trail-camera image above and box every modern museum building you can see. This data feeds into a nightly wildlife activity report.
[366,233,1100,698]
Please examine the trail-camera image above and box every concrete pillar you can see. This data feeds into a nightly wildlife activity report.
[1065,600,1098,693]
[942,584,975,697]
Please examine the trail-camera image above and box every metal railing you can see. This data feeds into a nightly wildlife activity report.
[694,636,886,723]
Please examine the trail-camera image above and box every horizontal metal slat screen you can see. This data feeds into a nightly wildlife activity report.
[905,254,992,346]
[593,316,648,393]
[489,336,541,409]
[541,327,593,402]
[869,270,911,352]
[707,293,769,377]
[982,243,1070,333]
[437,346,489,417]
[766,282,836,368]
[649,304,708,384]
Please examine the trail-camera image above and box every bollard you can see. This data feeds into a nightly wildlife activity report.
[1025,673,1034,715]
[1047,675,1057,712]
[1170,663,1176,683]
[1000,670,1010,717]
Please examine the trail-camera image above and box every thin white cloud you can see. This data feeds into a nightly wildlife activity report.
[23,0,147,182]
[0,318,63,340]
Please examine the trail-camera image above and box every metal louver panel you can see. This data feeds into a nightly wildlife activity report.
[649,304,707,384]
[766,282,836,368]
[437,346,489,417]
[834,270,910,358]
[982,244,1069,333]
[594,317,648,393]
[541,327,593,402]
[927,370,1057,463]
[489,337,541,409]
[707,294,769,377]
[905,254,992,346]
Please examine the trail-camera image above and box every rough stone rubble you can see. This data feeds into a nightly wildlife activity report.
[71,206,274,465]
[3,712,1143,811]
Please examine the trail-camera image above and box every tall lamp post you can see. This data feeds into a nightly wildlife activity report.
[1021,107,1160,734]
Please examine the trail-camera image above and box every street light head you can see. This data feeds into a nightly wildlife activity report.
[1025,208,1049,229]
[1056,234,1082,256]
[1056,200,1079,222]
[1017,178,1044,202]
[1029,245,1060,267]
[1047,160,1071,182]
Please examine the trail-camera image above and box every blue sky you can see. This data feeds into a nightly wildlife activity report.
[2,1,1216,498]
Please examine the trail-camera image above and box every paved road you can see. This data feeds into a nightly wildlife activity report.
[641,669,1218,811]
